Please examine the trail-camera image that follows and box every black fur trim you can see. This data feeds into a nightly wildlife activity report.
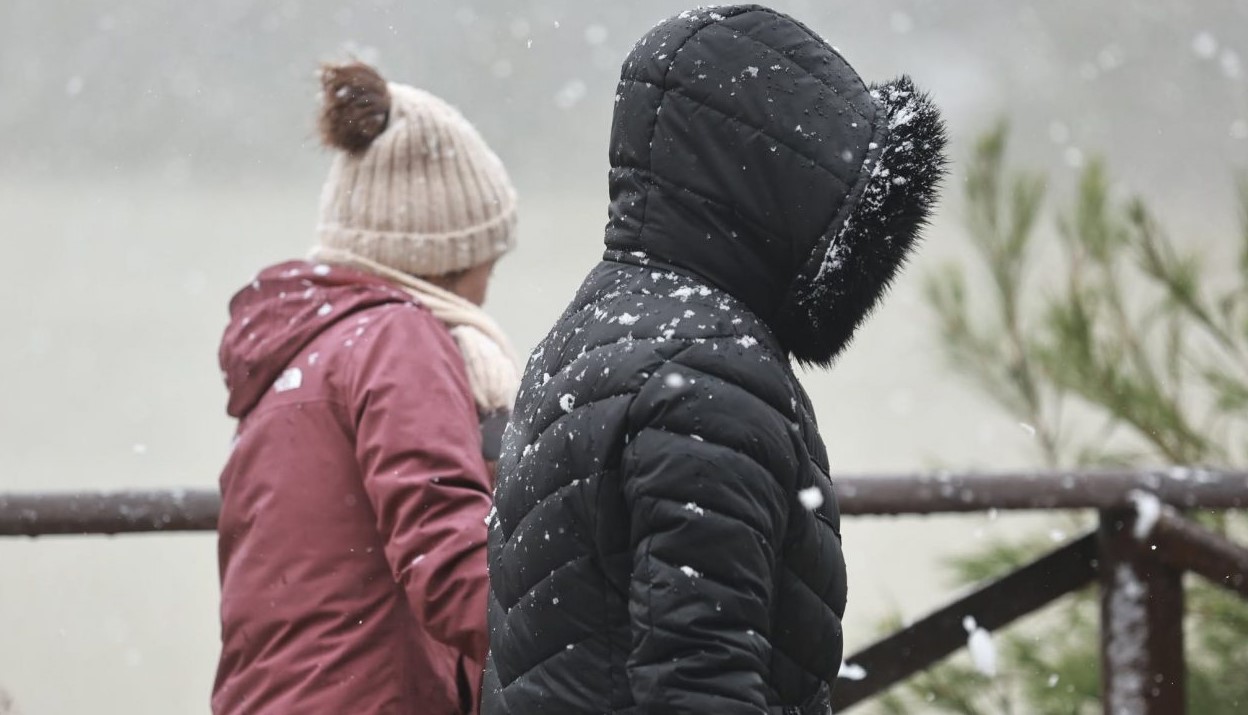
[774,75,948,367]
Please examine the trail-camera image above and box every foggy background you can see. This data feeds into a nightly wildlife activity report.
[1,0,1246,712]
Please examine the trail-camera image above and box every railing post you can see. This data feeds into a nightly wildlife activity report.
[1099,509,1185,715]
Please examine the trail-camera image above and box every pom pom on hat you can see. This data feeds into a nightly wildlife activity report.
[318,62,392,154]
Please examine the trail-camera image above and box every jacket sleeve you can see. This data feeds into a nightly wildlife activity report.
[622,360,792,714]
[345,305,493,668]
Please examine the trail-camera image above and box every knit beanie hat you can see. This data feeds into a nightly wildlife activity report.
[315,62,517,277]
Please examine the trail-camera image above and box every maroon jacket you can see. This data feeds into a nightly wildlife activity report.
[214,261,492,714]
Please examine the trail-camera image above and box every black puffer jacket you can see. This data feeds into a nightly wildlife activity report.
[485,5,946,714]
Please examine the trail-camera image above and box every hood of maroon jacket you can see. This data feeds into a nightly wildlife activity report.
[220,260,411,418]
[214,260,493,715]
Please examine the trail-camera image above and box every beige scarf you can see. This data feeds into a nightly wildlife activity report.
[310,246,521,415]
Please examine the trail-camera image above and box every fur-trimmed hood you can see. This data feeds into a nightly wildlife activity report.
[602,4,947,366]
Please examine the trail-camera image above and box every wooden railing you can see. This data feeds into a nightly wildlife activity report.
[826,469,1248,714]
[3,468,1247,714]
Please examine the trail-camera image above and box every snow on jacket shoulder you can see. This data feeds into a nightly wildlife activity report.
[214,260,492,715]
[485,5,945,715]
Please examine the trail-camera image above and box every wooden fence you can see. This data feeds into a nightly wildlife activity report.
[3,468,1247,714]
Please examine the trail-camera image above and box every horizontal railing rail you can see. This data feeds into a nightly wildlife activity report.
[0,489,219,536]
[832,467,1248,514]
[4,468,1246,536]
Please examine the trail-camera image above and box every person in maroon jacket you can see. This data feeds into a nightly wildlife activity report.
[213,62,520,715]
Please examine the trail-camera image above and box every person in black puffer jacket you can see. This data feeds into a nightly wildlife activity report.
[484,5,947,714]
